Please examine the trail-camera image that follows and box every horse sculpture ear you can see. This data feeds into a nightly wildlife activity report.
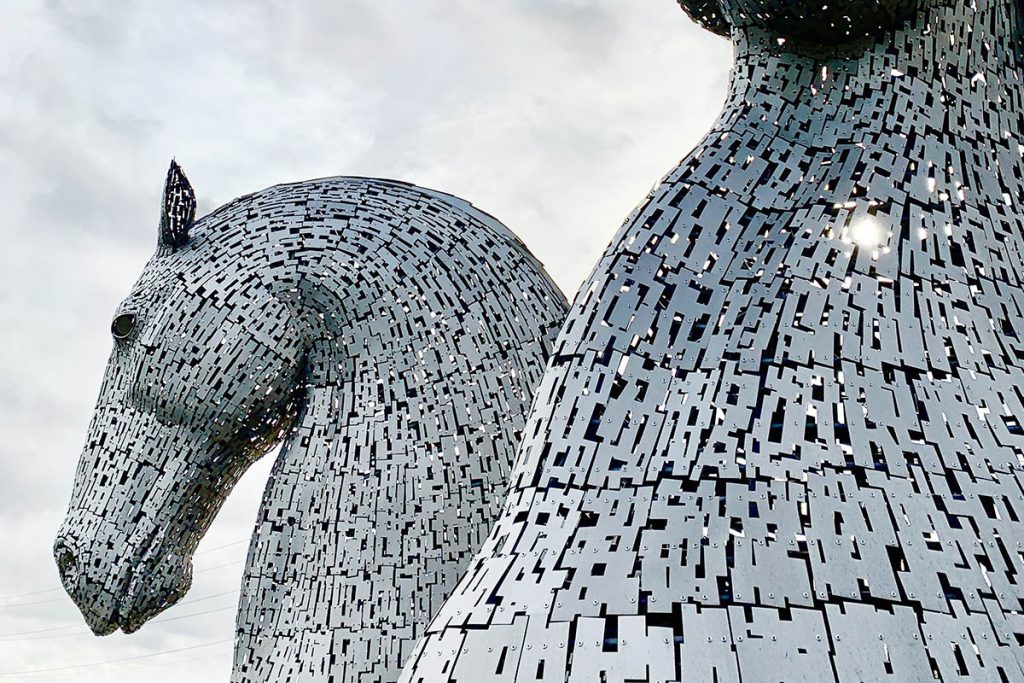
[159,160,197,251]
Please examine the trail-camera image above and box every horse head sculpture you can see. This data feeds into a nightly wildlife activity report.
[402,1,1024,681]
[56,161,567,680]
[54,161,303,636]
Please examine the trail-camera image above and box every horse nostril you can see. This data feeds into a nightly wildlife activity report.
[54,543,78,586]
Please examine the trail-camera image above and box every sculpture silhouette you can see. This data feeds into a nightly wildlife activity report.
[401,1,1024,681]
[54,162,567,682]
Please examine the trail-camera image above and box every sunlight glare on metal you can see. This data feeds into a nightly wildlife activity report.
[847,216,887,251]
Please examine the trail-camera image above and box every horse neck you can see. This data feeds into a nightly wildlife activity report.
[263,252,506,555]
[694,2,1024,215]
[232,235,533,680]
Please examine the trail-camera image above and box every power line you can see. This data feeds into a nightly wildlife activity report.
[0,638,233,677]
[194,559,244,574]
[0,536,249,602]
[0,626,79,643]
[0,589,240,641]
[152,605,235,626]
[0,605,238,643]
[196,538,249,555]
[171,589,239,608]
[35,650,230,679]
[0,559,244,610]
[0,595,66,609]
[0,588,63,601]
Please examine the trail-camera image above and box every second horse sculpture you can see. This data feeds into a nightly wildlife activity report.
[403,1,1024,681]
[54,162,567,681]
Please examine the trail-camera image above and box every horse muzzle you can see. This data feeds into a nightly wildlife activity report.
[54,518,192,635]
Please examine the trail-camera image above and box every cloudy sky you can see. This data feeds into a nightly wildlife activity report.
[0,1,729,679]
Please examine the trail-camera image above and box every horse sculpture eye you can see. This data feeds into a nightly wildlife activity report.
[111,313,137,340]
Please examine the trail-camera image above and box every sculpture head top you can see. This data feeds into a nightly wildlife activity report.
[674,0,1024,146]
[679,0,1024,51]
[680,0,929,42]
[678,0,927,43]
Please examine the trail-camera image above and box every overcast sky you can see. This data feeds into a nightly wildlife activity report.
[0,1,729,680]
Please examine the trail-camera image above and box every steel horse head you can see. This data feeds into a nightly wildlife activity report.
[55,161,567,681]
